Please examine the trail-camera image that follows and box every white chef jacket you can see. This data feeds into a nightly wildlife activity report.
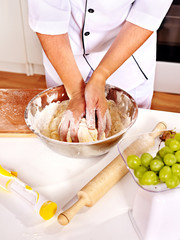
[28,0,172,94]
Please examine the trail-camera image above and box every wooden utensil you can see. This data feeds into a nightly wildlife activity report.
[0,89,43,134]
[58,122,167,225]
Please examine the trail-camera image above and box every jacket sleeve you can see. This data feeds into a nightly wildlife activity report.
[126,0,173,31]
[27,0,71,34]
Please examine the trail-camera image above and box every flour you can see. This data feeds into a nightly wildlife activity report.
[32,102,59,136]
[32,99,131,143]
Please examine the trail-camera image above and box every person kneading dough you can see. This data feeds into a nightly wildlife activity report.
[44,100,126,143]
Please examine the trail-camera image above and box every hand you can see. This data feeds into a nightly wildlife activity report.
[85,78,111,140]
[58,93,86,142]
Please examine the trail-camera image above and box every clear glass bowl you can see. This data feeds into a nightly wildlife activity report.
[117,130,180,193]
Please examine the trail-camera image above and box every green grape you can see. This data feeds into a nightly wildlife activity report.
[140,171,158,185]
[172,164,180,176]
[175,133,180,142]
[150,159,164,172]
[127,155,141,169]
[127,133,180,188]
[175,151,180,162]
[153,155,163,161]
[163,153,177,166]
[158,146,173,158]
[165,138,173,147]
[166,175,180,189]
[134,166,147,179]
[169,139,180,151]
[141,153,153,167]
[159,166,172,182]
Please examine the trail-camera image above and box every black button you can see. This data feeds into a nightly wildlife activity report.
[84,32,90,36]
[88,8,94,13]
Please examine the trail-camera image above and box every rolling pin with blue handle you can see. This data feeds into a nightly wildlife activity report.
[58,122,167,225]
[0,165,57,220]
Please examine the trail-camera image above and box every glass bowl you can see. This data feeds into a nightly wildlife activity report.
[117,129,180,193]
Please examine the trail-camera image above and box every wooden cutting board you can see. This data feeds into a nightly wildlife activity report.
[0,89,44,134]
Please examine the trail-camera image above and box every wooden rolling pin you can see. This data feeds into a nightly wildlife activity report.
[58,122,167,225]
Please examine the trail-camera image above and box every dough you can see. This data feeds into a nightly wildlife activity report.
[66,118,101,143]
[41,100,126,142]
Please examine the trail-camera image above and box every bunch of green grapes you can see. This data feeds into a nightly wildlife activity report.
[127,132,180,189]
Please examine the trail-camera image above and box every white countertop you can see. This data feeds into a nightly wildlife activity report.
[0,108,180,240]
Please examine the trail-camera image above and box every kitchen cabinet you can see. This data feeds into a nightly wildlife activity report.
[155,3,180,94]
[0,0,44,75]
[154,61,180,94]
[20,0,44,70]
[0,0,27,71]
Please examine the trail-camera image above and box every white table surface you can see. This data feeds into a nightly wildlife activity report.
[0,108,179,240]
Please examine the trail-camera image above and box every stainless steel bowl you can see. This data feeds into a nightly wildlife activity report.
[24,84,138,158]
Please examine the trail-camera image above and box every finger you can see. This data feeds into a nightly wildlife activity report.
[104,109,112,137]
[70,118,80,142]
[58,111,71,141]
[96,109,106,140]
[86,107,96,130]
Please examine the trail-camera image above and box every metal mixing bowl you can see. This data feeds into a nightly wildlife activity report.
[24,84,138,158]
